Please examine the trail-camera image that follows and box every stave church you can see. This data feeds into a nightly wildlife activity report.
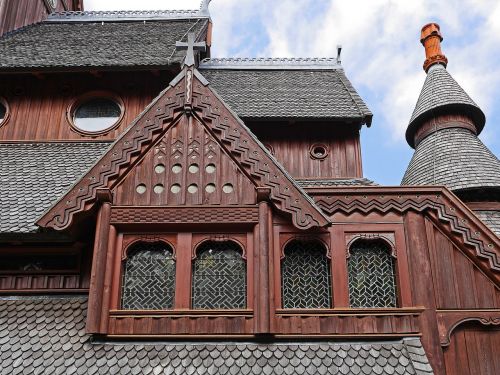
[0,1,499,374]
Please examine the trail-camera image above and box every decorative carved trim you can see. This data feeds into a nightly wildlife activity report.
[345,233,396,258]
[311,187,500,284]
[192,236,247,260]
[122,235,177,260]
[437,310,500,347]
[280,235,331,259]
[37,69,329,231]
[111,206,259,225]
[193,76,329,229]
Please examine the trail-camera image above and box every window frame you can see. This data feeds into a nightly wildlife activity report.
[67,91,125,136]
[0,96,10,128]
[111,232,253,313]
[280,238,333,309]
[346,237,398,308]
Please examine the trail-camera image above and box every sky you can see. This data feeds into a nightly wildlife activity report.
[85,0,500,185]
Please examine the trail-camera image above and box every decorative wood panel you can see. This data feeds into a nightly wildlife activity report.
[110,206,259,224]
[37,69,329,231]
[115,116,256,206]
[274,308,422,336]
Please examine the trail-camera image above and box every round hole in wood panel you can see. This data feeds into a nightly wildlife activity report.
[136,184,147,194]
[205,164,216,174]
[310,143,329,160]
[222,183,234,194]
[188,184,198,194]
[153,184,164,194]
[205,183,216,193]
[154,164,165,174]
[189,164,199,173]
[171,164,182,174]
[170,184,181,194]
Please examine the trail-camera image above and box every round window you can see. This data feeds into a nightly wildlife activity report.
[310,143,329,160]
[70,96,123,134]
[0,98,9,127]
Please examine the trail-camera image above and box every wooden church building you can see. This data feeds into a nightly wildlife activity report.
[0,1,499,374]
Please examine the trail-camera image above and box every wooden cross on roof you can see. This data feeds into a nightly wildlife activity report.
[175,32,206,67]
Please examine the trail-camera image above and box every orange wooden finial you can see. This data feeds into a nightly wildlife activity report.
[420,23,448,72]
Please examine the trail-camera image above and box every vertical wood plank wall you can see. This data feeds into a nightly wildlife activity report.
[0,0,79,37]
[0,72,173,141]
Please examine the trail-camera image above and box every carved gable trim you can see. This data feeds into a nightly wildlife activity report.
[36,68,329,231]
[311,187,500,285]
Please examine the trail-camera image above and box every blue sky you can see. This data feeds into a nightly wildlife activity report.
[86,0,500,185]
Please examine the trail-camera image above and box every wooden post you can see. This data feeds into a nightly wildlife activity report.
[404,211,444,373]
[99,224,117,332]
[256,199,271,334]
[86,200,112,333]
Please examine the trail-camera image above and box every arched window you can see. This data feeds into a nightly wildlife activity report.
[281,240,332,309]
[121,241,175,310]
[192,241,246,309]
[348,240,397,308]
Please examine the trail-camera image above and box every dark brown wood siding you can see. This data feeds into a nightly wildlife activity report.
[0,0,79,37]
[444,324,500,375]
[0,72,174,141]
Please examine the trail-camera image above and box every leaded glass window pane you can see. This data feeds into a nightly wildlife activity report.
[192,241,246,309]
[121,242,175,310]
[281,240,332,309]
[348,240,397,308]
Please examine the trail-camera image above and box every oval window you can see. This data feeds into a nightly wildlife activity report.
[71,96,122,134]
[0,98,9,127]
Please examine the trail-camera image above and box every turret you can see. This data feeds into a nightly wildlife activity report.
[402,23,500,236]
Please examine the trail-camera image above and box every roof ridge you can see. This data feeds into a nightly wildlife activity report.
[45,10,207,23]
[200,57,341,70]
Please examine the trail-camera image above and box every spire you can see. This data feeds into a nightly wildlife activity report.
[405,23,485,148]
[402,24,500,206]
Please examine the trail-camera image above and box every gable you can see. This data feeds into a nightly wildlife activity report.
[36,67,329,231]
[115,115,255,206]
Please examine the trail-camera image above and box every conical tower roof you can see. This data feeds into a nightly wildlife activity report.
[406,64,485,147]
[402,23,500,196]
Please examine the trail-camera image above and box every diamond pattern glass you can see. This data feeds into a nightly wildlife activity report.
[192,241,246,309]
[348,240,397,308]
[121,242,175,310]
[281,240,332,309]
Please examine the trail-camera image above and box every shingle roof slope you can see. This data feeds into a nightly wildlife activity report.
[0,296,434,375]
[199,61,372,123]
[401,128,500,191]
[0,142,110,233]
[406,64,485,147]
[0,18,207,70]
[474,211,500,237]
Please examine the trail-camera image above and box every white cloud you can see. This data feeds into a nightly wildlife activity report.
[85,0,500,146]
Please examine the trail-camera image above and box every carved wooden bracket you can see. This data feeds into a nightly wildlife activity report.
[192,234,247,260]
[345,232,396,258]
[437,310,500,347]
[280,234,331,259]
[122,234,177,260]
